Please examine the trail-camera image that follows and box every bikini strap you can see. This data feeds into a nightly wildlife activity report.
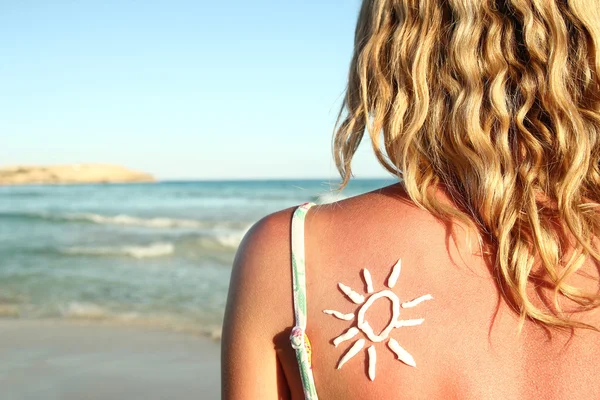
[291,202,314,330]
[290,201,319,399]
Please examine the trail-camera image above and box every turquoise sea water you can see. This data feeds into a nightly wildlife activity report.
[0,179,394,338]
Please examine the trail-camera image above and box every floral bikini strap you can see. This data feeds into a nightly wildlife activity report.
[290,202,319,399]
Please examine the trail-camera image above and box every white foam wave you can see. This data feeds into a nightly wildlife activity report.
[62,242,175,259]
[61,213,207,228]
[209,328,222,340]
[60,302,114,319]
[212,225,251,249]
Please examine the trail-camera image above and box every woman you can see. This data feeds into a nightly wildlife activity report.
[222,0,600,398]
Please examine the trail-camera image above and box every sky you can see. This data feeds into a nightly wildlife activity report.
[0,0,387,180]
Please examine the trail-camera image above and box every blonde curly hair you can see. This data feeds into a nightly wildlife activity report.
[334,0,600,330]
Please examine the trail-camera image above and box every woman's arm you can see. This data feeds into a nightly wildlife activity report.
[221,211,294,399]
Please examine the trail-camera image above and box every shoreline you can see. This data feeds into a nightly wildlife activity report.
[0,310,223,341]
[0,319,221,400]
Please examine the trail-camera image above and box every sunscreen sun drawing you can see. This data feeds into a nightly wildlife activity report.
[323,258,432,381]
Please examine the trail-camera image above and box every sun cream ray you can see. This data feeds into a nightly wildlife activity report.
[388,338,416,367]
[362,268,374,293]
[402,294,433,308]
[367,345,377,381]
[323,309,355,321]
[337,338,365,369]
[333,327,360,347]
[395,318,425,328]
[338,283,365,304]
[386,258,402,288]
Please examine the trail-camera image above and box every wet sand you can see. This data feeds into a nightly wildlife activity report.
[0,319,220,400]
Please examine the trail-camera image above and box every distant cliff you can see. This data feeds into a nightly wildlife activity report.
[0,164,155,185]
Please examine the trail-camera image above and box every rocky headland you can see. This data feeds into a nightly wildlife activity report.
[0,164,155,185]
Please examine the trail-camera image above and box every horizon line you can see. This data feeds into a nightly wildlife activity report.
[157,176,394,182]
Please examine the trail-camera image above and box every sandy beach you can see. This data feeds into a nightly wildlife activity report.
[0,319,220,400]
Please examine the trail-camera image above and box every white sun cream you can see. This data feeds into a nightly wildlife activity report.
[356,290,400,342]
[323,309,354,321]
[362,268,374,293]
[402,294,433,308]
[388,338,416,367]
[395,318,424,328]
[333,327,359,347]
[337,339,365,369]
[338,283,365,304]
[386,258,402,288]
[367,345,376,381]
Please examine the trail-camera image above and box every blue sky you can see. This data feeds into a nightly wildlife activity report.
[0,0,385,180]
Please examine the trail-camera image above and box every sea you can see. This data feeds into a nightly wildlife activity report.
[0,179,394,339]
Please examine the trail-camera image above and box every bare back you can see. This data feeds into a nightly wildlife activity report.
[222,183,600,399]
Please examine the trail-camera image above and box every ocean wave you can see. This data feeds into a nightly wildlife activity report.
[55,228,247,260]
[0,191,45,198]
[0,211,217,228]
[60,302,116,319]
[59,213,208,228]
[61,242,175,259]
[212,226,251,249]
[3,211,255,233]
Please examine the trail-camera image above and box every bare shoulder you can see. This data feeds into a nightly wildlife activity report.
[234,206,295,272]
[221,206,301,399]
[225,206,298,335]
